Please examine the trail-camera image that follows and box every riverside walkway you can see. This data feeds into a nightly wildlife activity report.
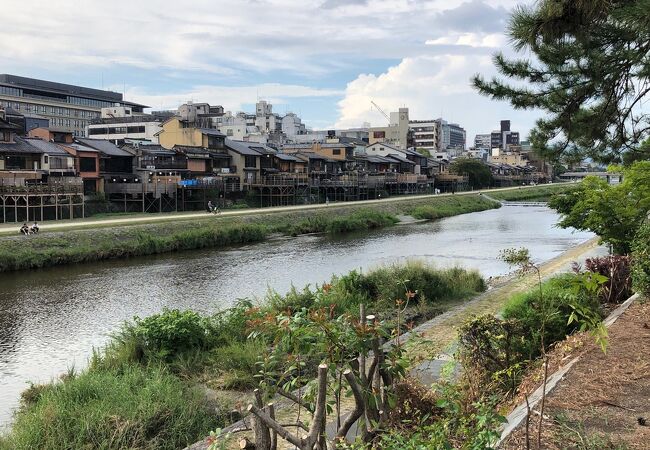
[0,184,566,236]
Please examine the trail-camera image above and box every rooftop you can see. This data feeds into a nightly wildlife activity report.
[76,138,133,157]
[0,74,148,108]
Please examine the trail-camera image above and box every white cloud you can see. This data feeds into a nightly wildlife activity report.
[334,54,541,141]
[0,0,525,76]
[124,83,343,112]
[425,33,507,48]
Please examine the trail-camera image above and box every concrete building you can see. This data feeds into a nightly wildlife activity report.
[86,107,168,144]
[368,107,410,149]
[0,74,147,138]
[437,119,466,155]
[409,119,437,154]
[254,100,281,134]
[157,117,227,151]
[474,134,491,151]
[281,113,306,137]
[490,120,520,151]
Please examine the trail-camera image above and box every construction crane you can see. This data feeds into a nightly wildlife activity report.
[370,100,390,123]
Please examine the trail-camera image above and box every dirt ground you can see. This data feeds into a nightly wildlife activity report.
[503,300,650,450]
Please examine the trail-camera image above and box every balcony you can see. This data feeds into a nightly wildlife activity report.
[140,161,187,170]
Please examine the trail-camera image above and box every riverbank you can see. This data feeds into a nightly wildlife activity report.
[488,183,576,202]
[0,262,488,450]
[0,183,573,236]
[0,194,499,272]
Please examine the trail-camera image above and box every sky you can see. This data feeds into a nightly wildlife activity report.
[0,0,541,142]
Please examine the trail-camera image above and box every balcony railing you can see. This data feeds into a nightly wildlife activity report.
[140,161,187,170]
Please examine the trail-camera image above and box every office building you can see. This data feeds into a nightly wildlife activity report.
[0,74,147,137]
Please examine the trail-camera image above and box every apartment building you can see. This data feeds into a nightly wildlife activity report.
[409,119,437,154]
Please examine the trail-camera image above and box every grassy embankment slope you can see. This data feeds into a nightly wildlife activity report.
[0,194,500,272]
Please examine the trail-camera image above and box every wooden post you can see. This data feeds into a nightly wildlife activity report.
[268,403,277,450]
[253,389,271,450]
[69,194,73,219]
[26,194,29,222]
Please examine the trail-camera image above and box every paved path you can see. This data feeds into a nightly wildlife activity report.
[0,184,567,236]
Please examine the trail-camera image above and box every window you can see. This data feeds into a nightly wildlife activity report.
[44,155,49,164]
[373,131,385,139]
[207,135,223,149]
[244,155,257,168]
[0,86,22,96]
[0,131,9,142]
[332,149,341,155]
[226,129,233,136]
[80,157,96,172]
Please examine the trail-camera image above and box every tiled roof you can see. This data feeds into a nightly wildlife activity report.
[0,136,42,154]
[76,138,133,157]
[21,138,69,156]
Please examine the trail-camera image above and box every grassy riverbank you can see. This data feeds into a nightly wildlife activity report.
[488,183,577,202]
[0,194,499,272]
[0,262,486,450]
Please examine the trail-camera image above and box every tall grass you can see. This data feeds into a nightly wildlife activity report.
[0,223,269,272]
[489,184,575,202]
[409,196,499,220]
[0,365,218,450]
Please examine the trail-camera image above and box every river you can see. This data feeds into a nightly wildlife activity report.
[0,205,593,427]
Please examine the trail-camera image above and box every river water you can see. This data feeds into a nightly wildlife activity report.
[0,205,593,427]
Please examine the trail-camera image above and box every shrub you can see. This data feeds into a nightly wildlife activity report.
[0,366,217,450]
[354,382,504,450]
[131,309,212,359]
[503,274,601,359]
[362,262,485,308]
[457,315,528,397]
[575,255,632,304]
[632,222,650,296]
[502,275,601,359]
[325,209,398,234]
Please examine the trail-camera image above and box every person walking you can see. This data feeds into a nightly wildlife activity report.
[207,200,214,213]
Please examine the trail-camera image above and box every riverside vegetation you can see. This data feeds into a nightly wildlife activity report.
[0,184,578,273]
[0,194,501,272]
[0,261,487,450]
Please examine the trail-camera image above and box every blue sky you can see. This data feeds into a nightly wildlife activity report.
[1,0,540,141]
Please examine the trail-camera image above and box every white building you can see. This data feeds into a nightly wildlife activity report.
[409,119,437,154]
[281,113,306,137]
[86,106,165,144]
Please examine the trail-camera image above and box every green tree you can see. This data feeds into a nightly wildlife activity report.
[623,138,650,166]
[450,158,493,189]
[549,161,650,254]
[473,0,650,164]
